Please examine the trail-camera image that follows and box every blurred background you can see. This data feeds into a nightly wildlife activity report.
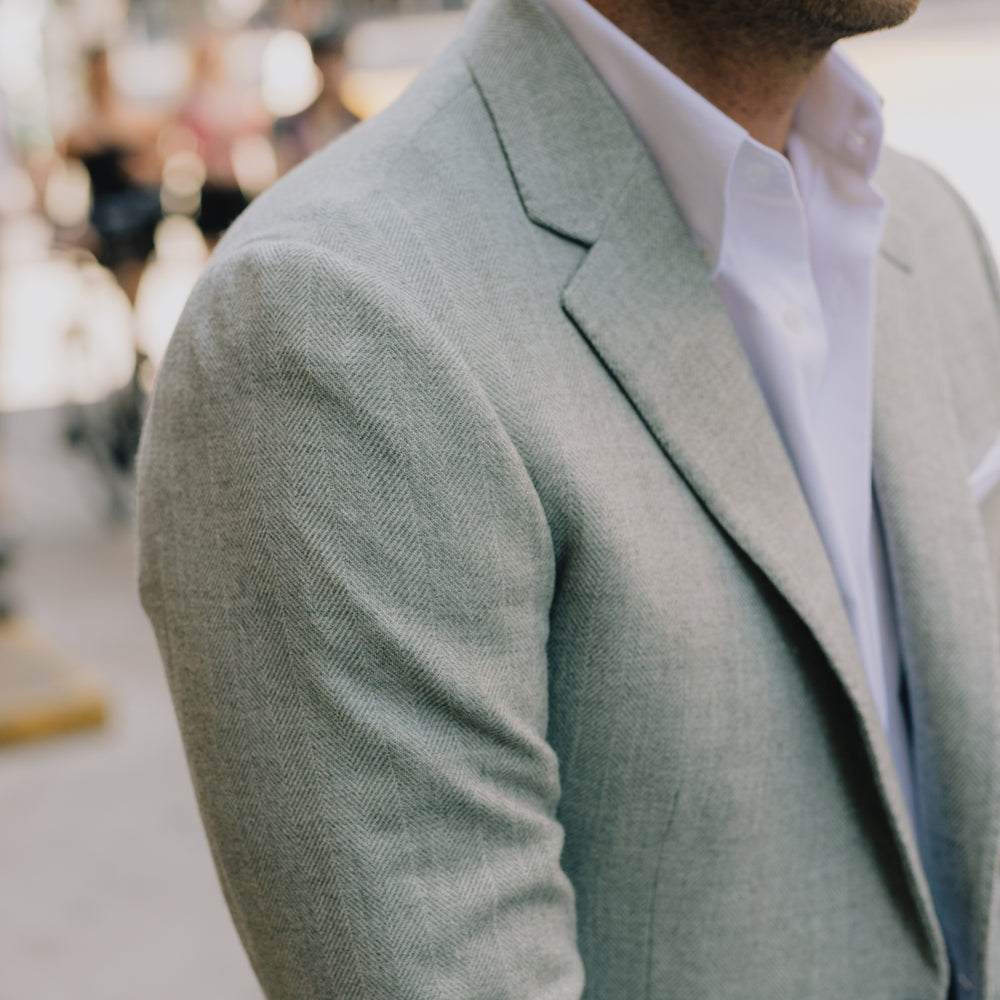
[0,0,997,997]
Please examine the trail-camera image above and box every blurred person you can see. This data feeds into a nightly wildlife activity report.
[138,0,1000,998]
[58,48,163,493]
[177,32,271,245]
[60,47,164,307]
[272,27,358,176]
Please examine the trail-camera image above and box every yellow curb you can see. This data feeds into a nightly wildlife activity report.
[0,615,108,746]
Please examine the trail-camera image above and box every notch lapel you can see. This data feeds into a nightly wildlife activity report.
[464,0,868,718]
[873,214,1000,997]
[559,156,858,697]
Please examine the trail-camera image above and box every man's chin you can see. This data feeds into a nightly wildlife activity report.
[651,0,921,47]
[812,0,921,39]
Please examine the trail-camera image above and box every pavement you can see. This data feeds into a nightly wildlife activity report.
[0,407,262,999]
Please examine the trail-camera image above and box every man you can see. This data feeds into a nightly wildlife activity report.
[137,0,1000,996]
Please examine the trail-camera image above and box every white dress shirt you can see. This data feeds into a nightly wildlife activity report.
[544,0,915,815]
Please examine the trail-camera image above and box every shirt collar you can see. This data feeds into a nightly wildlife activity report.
[793,51,885,180]
[543,0,885,265]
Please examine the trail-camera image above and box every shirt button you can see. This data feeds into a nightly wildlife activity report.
[958,972,974,991]
[742,162,771,188]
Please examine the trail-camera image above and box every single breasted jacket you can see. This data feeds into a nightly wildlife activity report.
[138,0,1000,995]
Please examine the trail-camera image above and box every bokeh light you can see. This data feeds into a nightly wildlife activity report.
[261,29,320,116]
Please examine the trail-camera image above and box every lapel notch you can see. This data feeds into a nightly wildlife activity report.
[463,0,644,244]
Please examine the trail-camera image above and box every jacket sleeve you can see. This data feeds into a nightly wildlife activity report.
[137,237,584,999]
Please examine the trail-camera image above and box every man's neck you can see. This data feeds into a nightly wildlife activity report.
[586,0,828,152]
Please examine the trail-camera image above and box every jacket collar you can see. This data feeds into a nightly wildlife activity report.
[462,0,643,244]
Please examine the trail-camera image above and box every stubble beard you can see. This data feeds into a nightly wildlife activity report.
[657,0,920,54]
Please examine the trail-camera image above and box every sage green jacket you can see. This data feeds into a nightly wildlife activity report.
[138,0,1000,995]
